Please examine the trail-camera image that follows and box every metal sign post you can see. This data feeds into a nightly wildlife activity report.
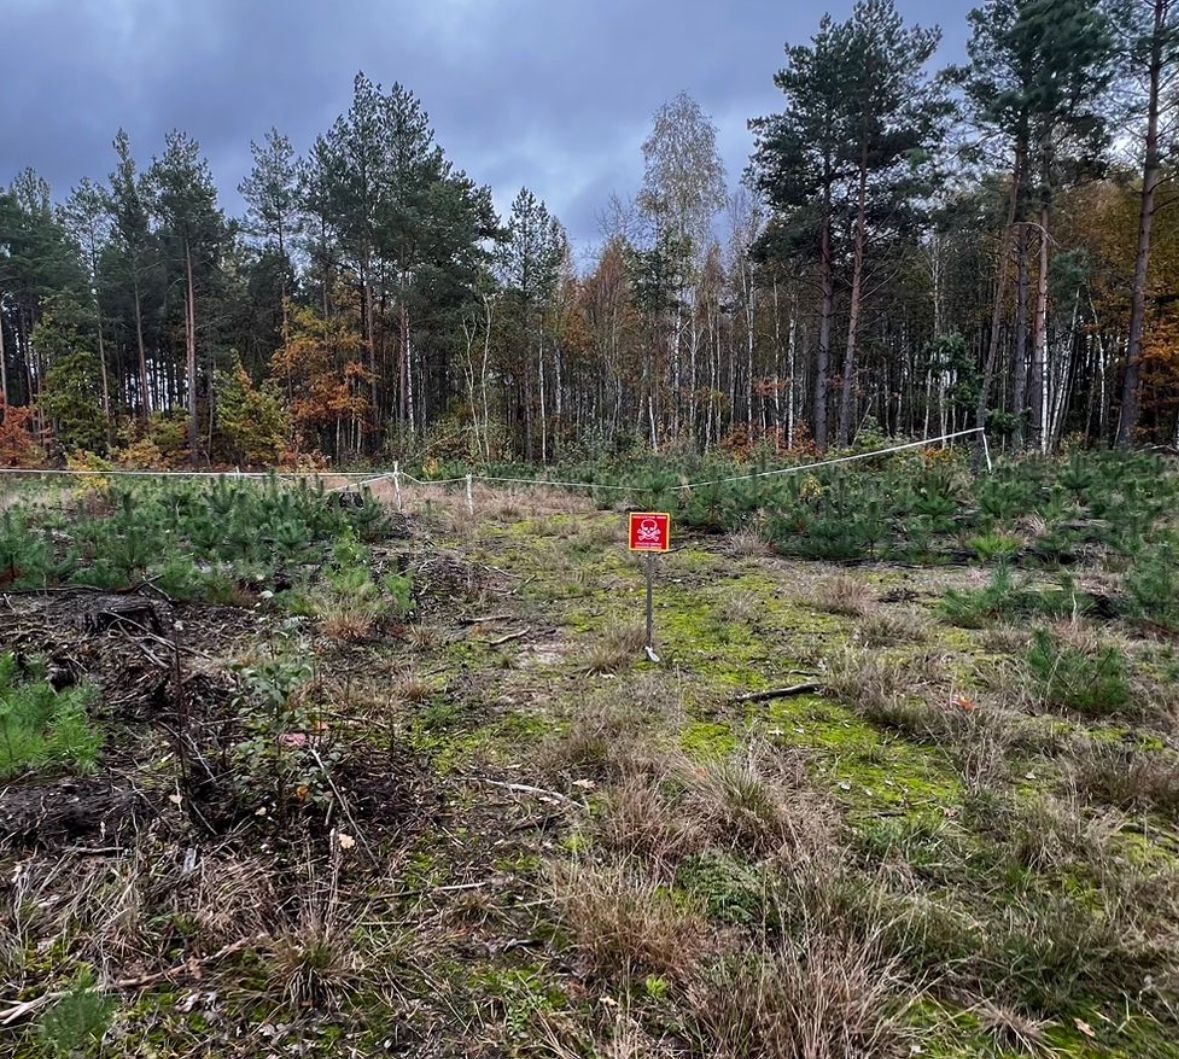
[645,552,656,650]
[628,512,670,662]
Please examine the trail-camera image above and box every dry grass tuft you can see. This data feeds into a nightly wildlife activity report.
[1068,741,1179,818]
[980,624,1035,655]
[550,858,708,981]
[268,855,360,1011]
[394,670,434,704]
[188,852,278,947]
[953,711,1017,795]
[540,678,679,783]
[592,741,836,875]
[406,623,444,650]
[688,928,908,1059]
[728,528,773,557]
[823,647,907,717]
[321,605,374,643]
[597,773,704,868]
[811,575,876,617]
[722,591,763,627]
[683,746,834,861]
[974,999,1058,1058]
[1005,793,1104,873]
[581,624,649,675]
[857,608,929,648]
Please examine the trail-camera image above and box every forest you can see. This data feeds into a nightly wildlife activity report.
[0,0,1176,471]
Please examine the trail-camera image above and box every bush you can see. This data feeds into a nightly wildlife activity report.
[216,359,292,466]
[37,968,115,1058]
[284,528,413,641]
[0,476,396,604]
[940,568,1089,628]
[1124,540,1179,629]
[1025,629,1130,716]
[0,653,101,779]
[0,399,47,467]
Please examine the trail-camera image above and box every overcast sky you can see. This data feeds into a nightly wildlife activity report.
[2,0,972,251]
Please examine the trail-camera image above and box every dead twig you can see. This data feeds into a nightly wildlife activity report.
[733,682,822,704]
[459,613,511,625]
[0,934,268,1026]
[477,778,582,808]
[373,876,510,900]
[482,627,531,646]
[308,746,379,867]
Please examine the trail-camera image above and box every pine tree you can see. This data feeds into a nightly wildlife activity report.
[148,130,227,461]
[835,0,944,447]
[108,130,156,421]
[750,15,857,452]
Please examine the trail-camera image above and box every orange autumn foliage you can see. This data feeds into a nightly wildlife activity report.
[0,401,46,468]
[271,297,372,455]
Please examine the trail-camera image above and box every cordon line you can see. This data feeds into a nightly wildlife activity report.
[0,427,991,490]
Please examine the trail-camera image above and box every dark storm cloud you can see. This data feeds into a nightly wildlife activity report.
[1,0,968,247]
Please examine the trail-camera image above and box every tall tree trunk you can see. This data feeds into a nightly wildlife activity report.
[0,304,8,405]
[1011,224,1031,449]
[838,158,869,447]
[96,302,111,445]
[481,294,493,461]
[538,332,548,463]
[671,302,682,437]
[814,199,833,452]
[363,269,378,443]
[1118,0,1168,448]
[399,298,415,436]
[185,240,198,463]
[133,273,150,423]
[1031,203,1051,453]
[745,262,756,432]
[787,302,797,449]
[976,142,1025,450]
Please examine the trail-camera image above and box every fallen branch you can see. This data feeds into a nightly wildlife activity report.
[733,682,822,704]
[460,613,511,625]
[0,934,267,1026]
[374,875,510,900]
[308,746,379,867]
[482,628,530,646]
[477,778,582,808]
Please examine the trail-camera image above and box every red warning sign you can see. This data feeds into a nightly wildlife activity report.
[628,512,671,553]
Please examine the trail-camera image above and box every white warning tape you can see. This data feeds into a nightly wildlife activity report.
[0,428,989,491]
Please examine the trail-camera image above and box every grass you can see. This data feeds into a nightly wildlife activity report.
[4,453,1179,1058]
[0,653,101,778]
[857,607,930,647]
[688,930,907,1059]
[1025,626,1132,716]
[550,857,708,981]
[580,623,648,674]
[1069,740,1179,818]
[810,574,875,617]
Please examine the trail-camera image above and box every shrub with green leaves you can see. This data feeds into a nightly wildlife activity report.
[36,968,115,1058]
[1025,629,1130,716]
[1,476,396,604]
[283,527,413,638]
[0,653,102,779]
[940,569,1090,628]
[1123,539,1179,629]
[967,531,1021,564]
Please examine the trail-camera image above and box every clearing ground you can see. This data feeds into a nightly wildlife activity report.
[1,469,1178,1058]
